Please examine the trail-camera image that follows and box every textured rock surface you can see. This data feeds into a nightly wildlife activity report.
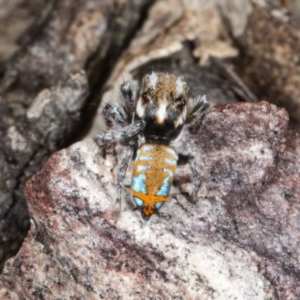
[0,71,88,269]
[235,5,300,125]
[0,0,152,266]
[0,101,299,299]
[0,0,47,63]
[1,1,300,299]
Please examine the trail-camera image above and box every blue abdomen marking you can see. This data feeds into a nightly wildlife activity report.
[138,155,153,161]
[163,168,173,177]
[134,197,144,208]
[156,176,171,197]
[132,174,147,194]
[155,202,164,209]
[141,145,154,152]
[156,168,173,196]
[137,165,151,172]
[164,158,177,165]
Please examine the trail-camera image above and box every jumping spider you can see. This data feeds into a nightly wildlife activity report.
[95,72,209,220]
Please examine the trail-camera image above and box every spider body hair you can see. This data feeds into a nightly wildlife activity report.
[95,72,209,220]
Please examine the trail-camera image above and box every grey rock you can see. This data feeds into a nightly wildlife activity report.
[1,101,299,299]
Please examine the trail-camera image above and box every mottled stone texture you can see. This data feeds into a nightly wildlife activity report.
[0,101,299,299]
[0,0,152,266]
[236,6,300,125]
[1,0,300,299]
[0,71,89,270]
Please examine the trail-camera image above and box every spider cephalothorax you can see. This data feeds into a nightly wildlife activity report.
[135,72,188,143]
[95,72,209,220]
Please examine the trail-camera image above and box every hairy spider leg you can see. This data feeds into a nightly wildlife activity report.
[94,121,145,146]
[188,95,210,133]
[115,142,136,221]
[95,72,211,220]
[120,81,139,115]
[177,153,201,202]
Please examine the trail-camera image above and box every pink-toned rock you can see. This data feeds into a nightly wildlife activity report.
[0,101,299,299]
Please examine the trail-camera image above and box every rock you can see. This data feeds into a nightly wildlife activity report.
[0,71,89,269]
[0,0,153,266]
[0,101,299,299]
[235,6,300,125]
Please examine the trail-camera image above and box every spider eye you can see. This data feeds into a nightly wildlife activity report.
[142,92,153,104]
[175,96,186,106]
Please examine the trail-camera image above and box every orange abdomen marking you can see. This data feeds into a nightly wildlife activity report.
[131,144,178,218]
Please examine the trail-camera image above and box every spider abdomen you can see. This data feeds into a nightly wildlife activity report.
[131,143,178,219]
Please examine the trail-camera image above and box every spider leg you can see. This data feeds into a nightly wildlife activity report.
[94,120,145,146]
[102,80,139,129]
[120,80,139,116]
[178,95,208,197]
[103,102,128,127]
[101,80,139,130]
[187,95,210,134]
[115,142,136,221]
[178,153,201,202]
